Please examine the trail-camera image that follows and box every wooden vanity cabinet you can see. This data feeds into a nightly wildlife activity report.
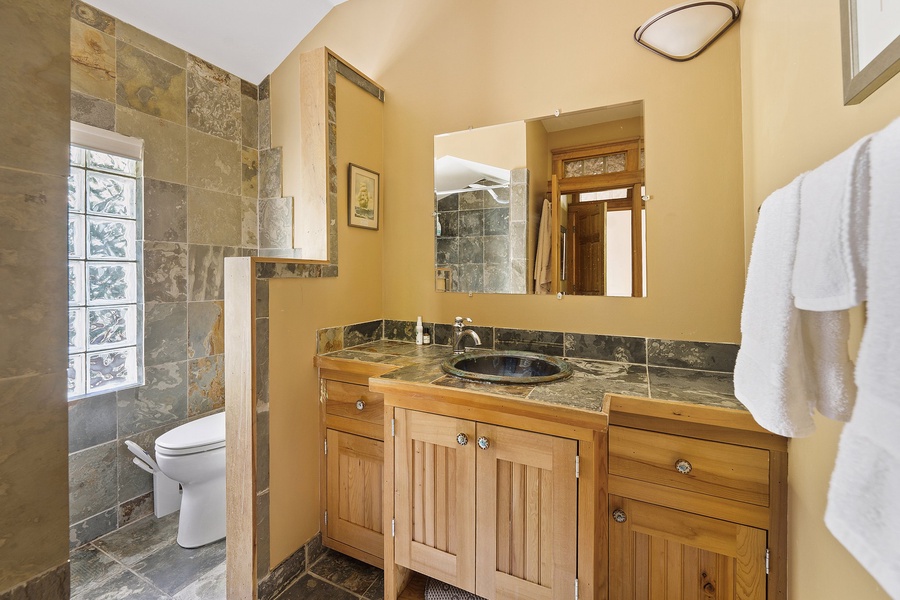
[393,409,578,599]
[606,396,788,600]
[375,381,607,600]
[316,358,397,568]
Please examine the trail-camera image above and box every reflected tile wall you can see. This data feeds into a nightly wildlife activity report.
[67,1,260,545]
[435,169,530,294]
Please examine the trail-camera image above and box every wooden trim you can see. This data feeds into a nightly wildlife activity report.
[370,379,608,436]
[631,183,643,297]
[383,405,407,600]
[551,138,642,162]
[324,413,383,440]
[550,174,560,295]
[321,535,384,569]
[768,450,789,600]
[579,432,607,600]
[225,258,256,600]
[315,357,399,381]
[556,171,644,194]
[607,394,788,449]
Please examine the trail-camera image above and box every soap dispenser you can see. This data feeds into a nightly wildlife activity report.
[415,316,424,345]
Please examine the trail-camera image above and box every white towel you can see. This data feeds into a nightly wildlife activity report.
[826,116,900,600]
[734,177,814,436]
[534,198,552,294]
[793,136,872,311]
[734,176,857,437]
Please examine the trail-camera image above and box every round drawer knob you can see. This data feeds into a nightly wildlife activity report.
[612,509,627,523]
[477,437,490,450]
[457,433,469,446]
[675,459,693,474]
[355,400,365,411]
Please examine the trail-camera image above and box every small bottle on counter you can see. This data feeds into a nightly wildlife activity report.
[422,328,431,345]
[415,316,424,345]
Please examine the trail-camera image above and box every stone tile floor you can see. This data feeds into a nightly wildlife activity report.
[70,514,388,599]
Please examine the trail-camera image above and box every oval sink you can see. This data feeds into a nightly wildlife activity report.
[441,350,573,384]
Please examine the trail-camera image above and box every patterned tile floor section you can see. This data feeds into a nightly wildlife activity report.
[70,514,389,599]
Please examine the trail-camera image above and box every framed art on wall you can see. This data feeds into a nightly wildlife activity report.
[348,163,380,230]
[841,0,900,104]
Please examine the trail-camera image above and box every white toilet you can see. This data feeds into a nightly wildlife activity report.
[155,412,226,548]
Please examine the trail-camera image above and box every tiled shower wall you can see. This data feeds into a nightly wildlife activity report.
[435,168,528,294]
[66,0,280,547]
[0,0,71,595]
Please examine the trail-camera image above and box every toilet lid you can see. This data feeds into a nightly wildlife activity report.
[155,413,225,455]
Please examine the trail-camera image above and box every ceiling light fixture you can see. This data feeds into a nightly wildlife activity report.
[634,1,741,62]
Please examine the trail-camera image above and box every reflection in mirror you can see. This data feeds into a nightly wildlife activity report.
[434,123,528,294]
[434,101,645,296]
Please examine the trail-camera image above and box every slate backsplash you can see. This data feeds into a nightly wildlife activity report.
[318,319,739,374]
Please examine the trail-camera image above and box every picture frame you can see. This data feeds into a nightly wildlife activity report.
[348,163,380,230]
[840,0,900,105]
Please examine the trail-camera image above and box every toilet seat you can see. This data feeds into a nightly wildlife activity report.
[156,413,225,456]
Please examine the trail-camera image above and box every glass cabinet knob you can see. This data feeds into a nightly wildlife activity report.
[477,436,490,450]
[355,400,365,411]
[675,459,693,474]
[612,509,627,523]
[457,433,468,446]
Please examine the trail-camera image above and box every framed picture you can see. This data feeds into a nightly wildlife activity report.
[348,163,380,230]
[841,0,900,104]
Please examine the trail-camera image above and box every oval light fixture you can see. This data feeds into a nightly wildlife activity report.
[634,0,741,62]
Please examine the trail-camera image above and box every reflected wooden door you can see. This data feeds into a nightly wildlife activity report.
[475,424,578,600]
[567,202,606,295]
[394,409,477,593]
[609,496,767,600]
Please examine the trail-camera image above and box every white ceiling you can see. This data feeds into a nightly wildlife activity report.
[88,0,347,84]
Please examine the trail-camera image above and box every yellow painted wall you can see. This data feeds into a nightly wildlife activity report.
[545,116,644,154]
[268,0,900,593]
[279,0,746,343]
[741,0,899,598]
[267,73,384,565]
[434,120,527,171]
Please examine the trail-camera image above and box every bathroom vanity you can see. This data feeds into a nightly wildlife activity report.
[314,341,786,600]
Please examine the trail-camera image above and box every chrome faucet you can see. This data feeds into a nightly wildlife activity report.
[453,316,482,354]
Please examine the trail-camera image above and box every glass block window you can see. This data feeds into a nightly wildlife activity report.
[68,144,143,399]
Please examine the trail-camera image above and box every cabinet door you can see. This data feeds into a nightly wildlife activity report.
[325,429,384,559]
[475,424,578,600]
[609,496,766,600]
[394,409,477,593]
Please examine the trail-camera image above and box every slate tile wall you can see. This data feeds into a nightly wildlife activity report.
[67,0,261,547]
[0,0,71,593]
[435,168,528,294]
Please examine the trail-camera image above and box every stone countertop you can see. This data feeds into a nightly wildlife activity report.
[318,340,745,414]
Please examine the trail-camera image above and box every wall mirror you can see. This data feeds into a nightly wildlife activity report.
[434,101,646,297]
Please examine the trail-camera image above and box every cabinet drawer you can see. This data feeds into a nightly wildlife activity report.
[325,380,384,426]
[609,426,770,506]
